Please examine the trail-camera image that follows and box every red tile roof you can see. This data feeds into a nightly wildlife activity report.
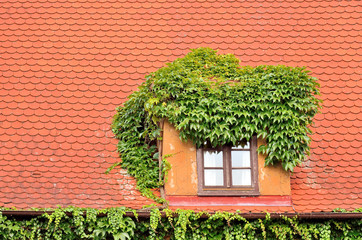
[0,0,361,212]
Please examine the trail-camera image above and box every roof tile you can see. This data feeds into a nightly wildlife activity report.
[0,0,360,212]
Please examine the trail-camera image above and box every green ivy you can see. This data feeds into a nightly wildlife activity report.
[110,47,321,201]
[0,207,361,239]
[0,207,136,240]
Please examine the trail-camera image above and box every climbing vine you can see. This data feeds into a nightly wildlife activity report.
[110,47,321,201]
[0,207,361,239]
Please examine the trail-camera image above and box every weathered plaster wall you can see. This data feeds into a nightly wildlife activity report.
[257,138,291,195]
[163,121,198,195]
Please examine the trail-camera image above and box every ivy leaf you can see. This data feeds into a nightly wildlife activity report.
[113,232,130,240]
[153,152,159,160]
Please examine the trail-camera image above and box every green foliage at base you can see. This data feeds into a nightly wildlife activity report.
[0,207,136,240]
[110,47,321,200]
[1,207,361,240]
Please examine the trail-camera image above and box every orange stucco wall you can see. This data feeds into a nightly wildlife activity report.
[163,121,198,195]
[257,138,291,195]
[163,121,291,196]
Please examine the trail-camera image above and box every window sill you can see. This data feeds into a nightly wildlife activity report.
[166,195,292,207]
[198,189,260,196]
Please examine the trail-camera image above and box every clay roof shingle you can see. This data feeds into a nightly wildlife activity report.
[0,0,361,212]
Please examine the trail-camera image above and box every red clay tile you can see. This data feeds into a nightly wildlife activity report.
[0,0,360,212]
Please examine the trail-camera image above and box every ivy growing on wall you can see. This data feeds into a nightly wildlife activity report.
[110,48,321,201]
[0,207,361,239]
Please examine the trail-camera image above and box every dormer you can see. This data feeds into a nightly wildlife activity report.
[163,121,291,207]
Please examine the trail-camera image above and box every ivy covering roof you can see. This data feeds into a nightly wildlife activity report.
[110,47,321,202]
[0,0,361,213]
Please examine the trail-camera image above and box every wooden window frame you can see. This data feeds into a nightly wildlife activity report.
[197,136,259,196]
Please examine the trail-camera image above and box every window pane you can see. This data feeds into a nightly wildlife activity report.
[232,169,251,186]
[204,170,224,186]
[204,150,223,167]
[232,142,250,149]
[231,151,250,167]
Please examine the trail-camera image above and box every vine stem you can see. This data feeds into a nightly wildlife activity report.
[157,118,167,208]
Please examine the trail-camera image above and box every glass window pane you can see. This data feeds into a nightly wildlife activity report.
[231,151,250,167]
[232,142,250,149]
[232,169,251,186]
[204,170,224,186]
[204,150,223,167]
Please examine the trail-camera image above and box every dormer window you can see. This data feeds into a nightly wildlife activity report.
[197,136,259,196]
